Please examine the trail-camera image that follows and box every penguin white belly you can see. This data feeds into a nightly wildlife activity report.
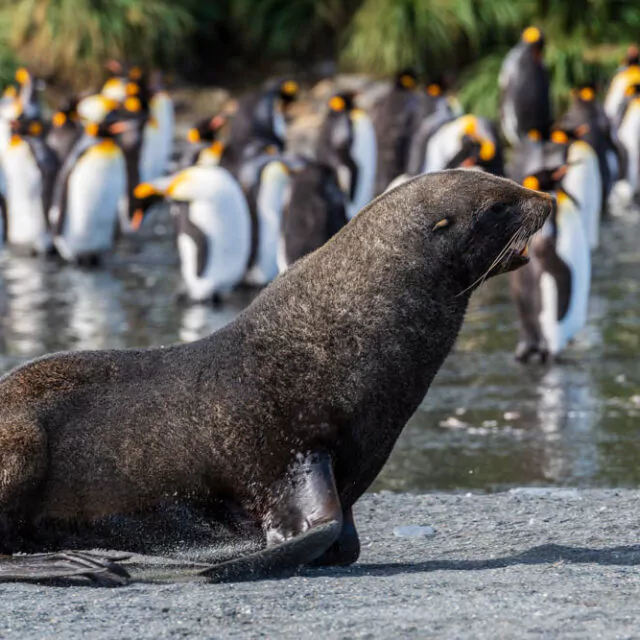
[546,200,591,353]
[605,68,640,122]
[177,194,251,301]
[564,141,602,249]
[55,141,126,260]
[618,99,640,196]
[539,271,565,354]
[140,93,174,182]
[245,161,290,286]
[348,111,377,219]
[3,139,51,252]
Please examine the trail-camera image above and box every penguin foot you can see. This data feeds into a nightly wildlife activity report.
[514,342,539,363]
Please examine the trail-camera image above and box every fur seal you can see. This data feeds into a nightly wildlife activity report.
[0,170,552,585]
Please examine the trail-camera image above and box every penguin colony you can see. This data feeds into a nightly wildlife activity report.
[0,30,636,360]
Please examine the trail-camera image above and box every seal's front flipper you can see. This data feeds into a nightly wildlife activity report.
[310,506,360,567]
[0,550,131,586]
[201,451,343,583]
[200,519,341,582]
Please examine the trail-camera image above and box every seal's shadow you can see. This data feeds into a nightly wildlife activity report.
[304,544,640,579]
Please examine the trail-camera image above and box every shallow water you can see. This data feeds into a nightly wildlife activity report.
[0,209,638,493]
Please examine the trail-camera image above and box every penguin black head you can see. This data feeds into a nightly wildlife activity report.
[625,45,640,67]
[425,74,449,97]
[521,26,545,53]
[187,114,226,144]
[327,92,356,114]
[624,83,640,99]
[549,122,590,146]
[278,79,299,105]
[395,68,418,90]
[522,166,565,193]
[130,183,165,230]
[10,114,46,139]
[52,97,80,128]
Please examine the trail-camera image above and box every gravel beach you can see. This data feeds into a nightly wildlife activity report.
[3,490,640,639]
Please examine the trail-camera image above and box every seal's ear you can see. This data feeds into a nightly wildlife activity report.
[432,218,451,231]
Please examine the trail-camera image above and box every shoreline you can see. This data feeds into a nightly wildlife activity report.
[3,489,640,638]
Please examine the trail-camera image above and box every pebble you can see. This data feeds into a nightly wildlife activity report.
[393,525,437,538]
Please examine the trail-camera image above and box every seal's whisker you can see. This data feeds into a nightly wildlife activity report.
[457,225,523,296]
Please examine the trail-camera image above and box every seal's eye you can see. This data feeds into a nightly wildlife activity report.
[432,218,450,231]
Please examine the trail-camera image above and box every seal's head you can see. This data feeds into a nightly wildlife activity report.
[384,170,554,292]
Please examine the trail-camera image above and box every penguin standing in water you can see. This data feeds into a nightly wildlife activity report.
[548,124,602,249]
[555,83,619,209]
[612,82,640,204]
[499,27,552,145]
[511,167,591,362]
[371,69,421,193]
[604,45,640,124]
[132,166,251,303]
[236,146,292,286]
[46,97,83,165]
[2,114,59,255]
[315,93,376,220]
[139,71,174,182]
[221,79,298,175]
[181,115,227,169]
[278,160,347,273]
[49,95,128,265]
[100,66,150,231]
[421,114,503,175]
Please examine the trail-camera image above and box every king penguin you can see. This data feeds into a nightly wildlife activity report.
[131,166,252,303]
[139,71,174,183]
[221,79,298,176]
[46,97,83,165]
[2,113,59,255]
[49,95,128,265]
[511,167,591,362]
[422,114,502,174]
[548,124,602,249]
[236,145,292,286]
[181,115,227,169]
[499,27,552,145]
[612,83,640,204]
[371,69,421,194]
[555,83,619,210]
[604,45,640,124]
[315,92,376,220]
[277,160,347,273]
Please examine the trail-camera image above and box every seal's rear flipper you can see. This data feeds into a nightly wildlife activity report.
[200,518,342,583]
[0,550,131,586]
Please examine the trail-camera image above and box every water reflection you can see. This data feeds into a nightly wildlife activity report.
[0,207,637,492]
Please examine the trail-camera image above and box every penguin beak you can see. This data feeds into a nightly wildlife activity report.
[109,120,135,134]
[131,209,145,231]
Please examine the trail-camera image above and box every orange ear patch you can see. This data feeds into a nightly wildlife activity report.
[329,96,346,112]
[523,176,540,190]
[551,130,569,144]
[579,87,595,102]
[427,84,442,97]
[522,26,541,44]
